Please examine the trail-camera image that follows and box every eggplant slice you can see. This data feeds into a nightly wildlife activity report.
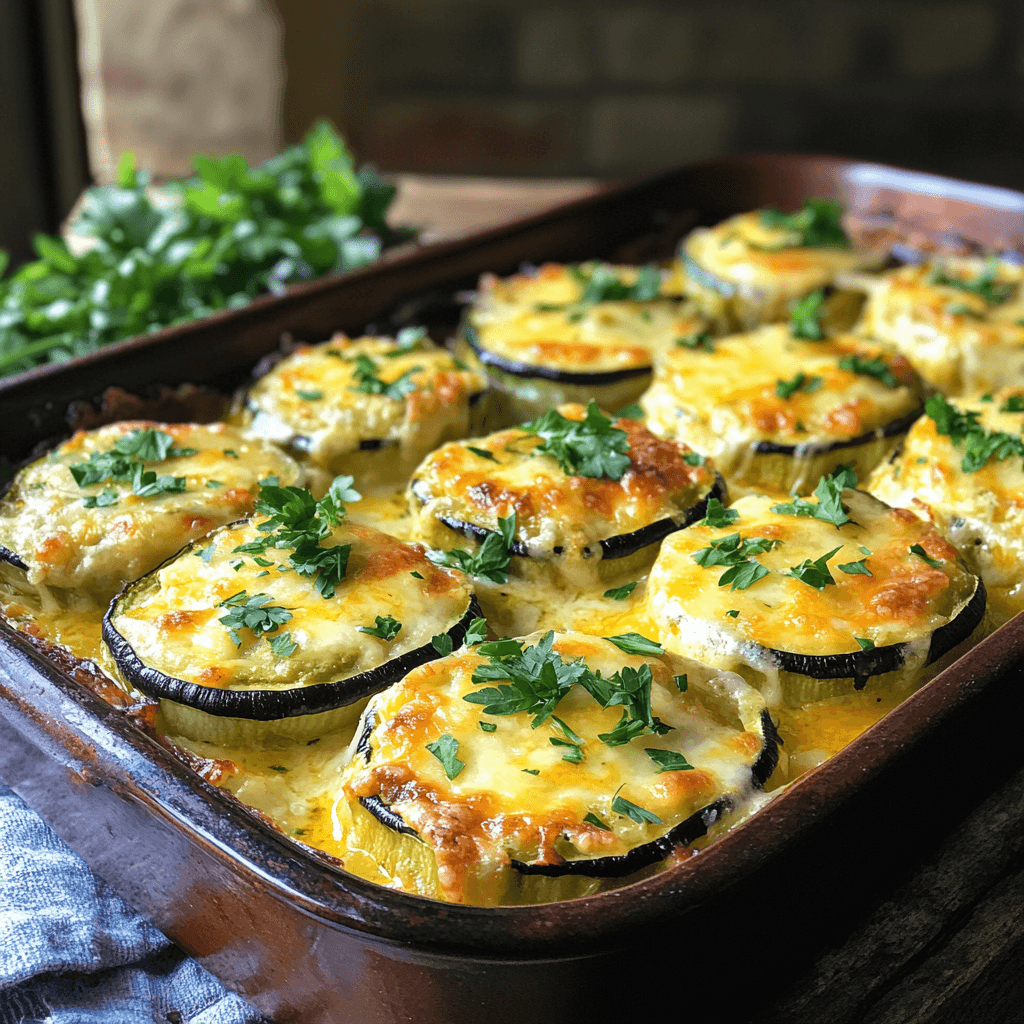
[641,323,928,497]
[647,487,987,707]
[406,404,726,585]
[340,630,779,905]
[104,516,479,742]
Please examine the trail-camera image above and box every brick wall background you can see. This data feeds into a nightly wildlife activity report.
[339,0,1024,190]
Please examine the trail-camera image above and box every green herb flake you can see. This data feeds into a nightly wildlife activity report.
[603,582,637,601]
[789,288,827,340]
[389,326,428,354]
[223,449,239,458]
[692,532,780,591]
[295,388,323,401]
[784,546,842,590]
[205,480,223,489]
[838,353,897,388]
[269,632,298,657]
[759,199,850,249]
[431,511,517,585]
[726,609,740,617]
[855,636,875,651]
[583,812,612,831]
[645,748,695,773]
[772,470,852,528]
[432,633,455,656]
[425,734,465,780]
[357,614,402,641]
[466,446,498,462]
[617,403,644,420]
[674,674,688,692]
[269,765,289,773]
[350,353,422,400]
[683,452,706,466]
[410,570,424,579]
[910,543,943,569]
[699,497,739,529]
[194,542,216,564]
[1000,395,1024,413]
[925,393,1024,472]
[611,794,663,825]
[218,591,292,647]
[522,768,540,776]
[464,617,488,645]
[549,716,585,763]
[82,487,119,508]
[478,721,497,733]
[521,401,631,481]
[676,331,714,352]
[604,633,663,656]
[776,372,823,399]
[838,558,872,576]
[928,257,1014,305]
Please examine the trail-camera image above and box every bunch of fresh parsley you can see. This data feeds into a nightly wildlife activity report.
[522,401,631,480]
[0,123,410,378]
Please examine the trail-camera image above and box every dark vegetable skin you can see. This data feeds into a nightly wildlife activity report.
[103,567,483,720]
[412,474,728,563]
[0,545,28,571]
[752,404,925,457]
[356,710,780,880]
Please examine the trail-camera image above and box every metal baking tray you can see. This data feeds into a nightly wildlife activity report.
[3,154,1024,1024]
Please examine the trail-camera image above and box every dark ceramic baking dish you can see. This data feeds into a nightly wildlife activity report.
[3,155,1024,1024]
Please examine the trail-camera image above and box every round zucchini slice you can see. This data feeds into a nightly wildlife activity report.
[646,483,986,708]
[0,421,300,604]
[855,257,1024,396]
[407,402,725,588]
[103,513,479,743]
[461,261,725,421]
[681,201,882,330]
[340,630,778,906]
[238,332,491,493]
[867,388,1024,627]
[640,323,927,496]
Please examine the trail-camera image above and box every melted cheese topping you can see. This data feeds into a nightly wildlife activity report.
[867,388,1024,625]
[108,517,472,692]
[0,421,299,602]
[857,258,1024,396]
[241,335,488,487]
[341,630,769,904]
[468,262,719,374]
[647,489,978,669]
[408,404,718,564]
[641,326,924,494]
[683,211,878,325]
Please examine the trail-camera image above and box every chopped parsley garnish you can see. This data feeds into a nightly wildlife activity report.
[759,198,850,249]
[645,748,694,773]
[699,497,739,529]
[425,734,465,780]
[82,487,118,508]
[233,475,360,598]
[295,388,323,401]
[726,609,740,617]
[855,637,875,651]
[69,428,187,498]
[838,354,897,388]
[604,633,663,656]
[269,765,288,773]
[410,570,424,579]
[387,326,428,355]
[568,262,662,304]
[789,288,827,340]
[691,533,780,591]
[603,582,637,601]
[431,512,517,584]
[772,471,852,528]
[218,591,292,647]
[838,558,872,576]
[350,353,421,400]
[776,372,823,399]
[925,393,1024,472]
[1000,395,1024,413]
[205,480,223,488]
[478,721,497,732]
[194,542,216,563]
[269,632,297,657]
[611,794,662,825]
[784,546,842,590]
[594,664,672,747]
[115,428,175,462]
[674,674,688,692]
[928,258,1014,305]
[431,633,455,656]
[549,716,585,763]
[223,449,239,458]
[617,403,644,420]
[910,543,943,569]
[131,466,187,498]
[683,452,706,466]
[464,617,488,645]
[522,401,631,480]
[522,768,540,776]
[583,812,612,831]
[676,331,714,352]
[357,615,402,641]
[467,446,498,462]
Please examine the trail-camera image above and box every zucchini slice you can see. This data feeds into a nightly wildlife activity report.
[681,203,882,330]
[461,261,725,421]
[641,323,927,496]
[103,515,479,743]
[855,257,1024,396]
[646,484,986,708]
[0,421,300,604]
[867,388,1024,627]
[238,332,491,493]
[407,403,725,587]
[340,630,778,905]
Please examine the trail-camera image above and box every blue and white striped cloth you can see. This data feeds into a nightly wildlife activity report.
[0,780,266,1024]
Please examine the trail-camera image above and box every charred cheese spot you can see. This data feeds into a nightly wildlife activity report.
[641,326,926,496]
[0,421,300,604]
[340,631,772,905]
[867,387,1024,626]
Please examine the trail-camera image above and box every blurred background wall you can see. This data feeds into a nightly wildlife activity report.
[19,0,1024,194]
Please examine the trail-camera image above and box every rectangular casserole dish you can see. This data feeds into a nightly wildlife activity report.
[3,154,1024,1024]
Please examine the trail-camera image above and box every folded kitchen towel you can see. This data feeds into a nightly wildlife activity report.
[0,780,267,1024]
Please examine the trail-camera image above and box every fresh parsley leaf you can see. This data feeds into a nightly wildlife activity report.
[269,632,297,657]
[683,452,706,466]
[522,768,540,776]
[617,403,644,420]
[410,570,424,579]
[790,288,827,340]
[1000,395,1024,413]
[772,471,852,528]
[269,765,288,773]
[295,388,323,401]
[467,446,498,462]
[568,262,662,304]
[699,497,739,528]
[431,512,517,585]
[910,543,943,569]
[223,449,239,458]
[784,546,842,590]
[611,794,662,825]
[928,258,1014,305]
[583,812,612,831]
[691,532,780,590]
[432,633,454,656]
[726,609,740,617]
[759,199,850,248]
[464,617,488,645]
[113,428,175,462]
[82,487,118,508]
[350,353,422,400]
[604,633,663,656]
[719,560,771,591]
[676,331,714,352]
[855,636,875,650]
[390,326,428,354]
[603,582,637,600]
[522,401,631,480]
[425,734,465,780]
[925,393,1024,472]
[838,558,872,576]
[674,674,688,692]
[476,637,524,659]
[130,465,186,498]
[478,721,497,732]
[357,615,402,641]
[218,592,292,647]
[194,541,216,563]
[645,748,695,772]
[549,715,585,763]
[205,480,223,488]
[776,372,823,399]
[838,354,897,388]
